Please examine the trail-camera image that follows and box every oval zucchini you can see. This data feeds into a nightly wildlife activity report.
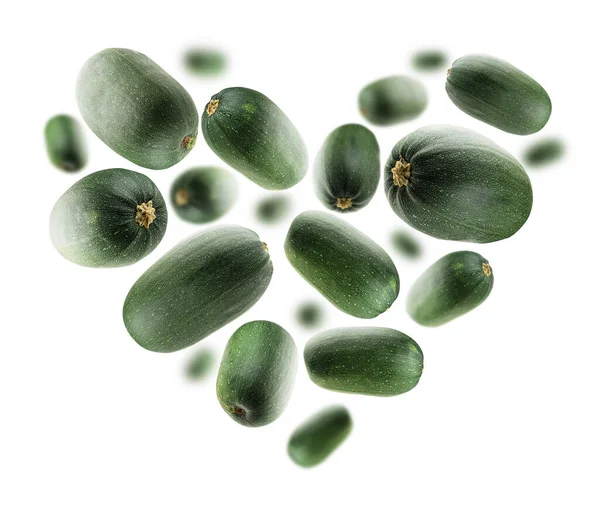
[44,114,88,172]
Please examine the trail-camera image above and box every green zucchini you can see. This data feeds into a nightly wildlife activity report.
[391,230,422,259]
[288,405,352,467]
[446,54,552,135]
[44,114,88,172]
[185,348,215,380]
[76,48,199,169]
[304,327,424,396]
[296,301,325,329]
[217,320,297,427]
[407,251,494,326]
[201,87,308,189]
[285,211,399,318]
[523,137,565,167]
[411,50,448,71]
[358,75,427,126]
[314,123,380,213]
[255,195,291,224]
[384,125,533,243]
[184,48,226,76]
[49,168,167,268]
[170,166,237,224]
[123,226,273,353]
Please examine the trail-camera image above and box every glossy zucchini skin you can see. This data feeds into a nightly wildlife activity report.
[44,114,88,172]
[358,75,427,126]
[76,48,199,169]
[304,327,424,396]
[170,166,237,224]
[407,251,494,326]
[288,405,352,467]
[384,125,533,243]
[314,123,380,213]
[284,211,399,318]
[201,87,308,189]
[446,54,552,135]
[217,321,297,427]
[123,226,273,353]
[49,168,167,268]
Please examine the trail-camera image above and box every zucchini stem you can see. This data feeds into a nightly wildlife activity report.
[482,263,492,277]
[336,197,353,210]
[392,158,411,187]
[207,99,220,116]
[135,201,156,229]
[175,188,189,207]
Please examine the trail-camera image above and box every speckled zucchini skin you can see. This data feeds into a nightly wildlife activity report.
[288,405,352,467]
[44,114,88,172]
[284,211,399,318]
[123,226,273,353]
[407,251,494,326]
[217,321,297,427]
[358,75,427,126]
[201,87,308,189]
[446,54,552,135]
[314,123,380,213]
[304,327,424,396]
[76,48,198,169]
[49,168,167,268]
[384,125,533,243]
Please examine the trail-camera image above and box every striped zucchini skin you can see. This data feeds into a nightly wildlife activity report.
[44,114,88,172]
[407,251,494,326]
[304,327,424,397]
[284,211,399,318]
[201,87,308,190]
[446,54,552,135]
[314,123,380,213]
[217,320,297,427]
[123,226,273,353]
[288,405,352,467]
[76,48,198,169]
[49,168,167,268]
[384,125,533,243]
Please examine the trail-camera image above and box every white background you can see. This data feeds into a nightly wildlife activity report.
[2,1,599,504]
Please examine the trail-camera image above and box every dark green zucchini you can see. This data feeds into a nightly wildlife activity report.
[201,87,308,189]
[285,211,399,318]
[76,48,199,169]
[523,137,565,167]
[411,50,448,71]
[391,230,422,259]
[255,195,291,224]
[304,327,424,396]
[184,48,226,76]
[170,166,237,224]
[123,226,273,353]
[314,123,380,213]
[384,125,533,243]
[407,251,494,326]
[217,320,297,427]
[288,405,352,467]
[44,114,88,172]
[185,348,215,380]
[358,75,427,126]
[295,301,325,329]
[446,54,552,135]
[49,168,167,267]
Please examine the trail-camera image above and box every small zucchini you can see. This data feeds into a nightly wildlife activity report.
[390,230,422,259]
[185,348,215,380]
[184,48,226,76]
[49,168,167,267]
[295,301,325,329]
[170,166,237,224]
[523,137,565,167]
[314,123,380,213]
[407,250,494,326]
[446,54,552,135]
[304,327,424,396]
[217,320,297,427]
[255,195,291,224]
[411,50,448,71]
[44,114,88,172]
[288,405,352,467]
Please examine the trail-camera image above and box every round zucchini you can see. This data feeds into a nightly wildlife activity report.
[407,251,494,326]
[76,48,199,169]
[123,226,273,353]
[384,125,533,243]
[49,168,167,268]
[446,54,552,135]
[288,405,352,467]
[44,114,88,172]
[284,211,399,318]
[358,75,427,126]
[304,327,424,397]
[170,166,237,224]
[296,301,325,329]
[314,123,380,213]
[201,87,308,190]
[217,320,297,427]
